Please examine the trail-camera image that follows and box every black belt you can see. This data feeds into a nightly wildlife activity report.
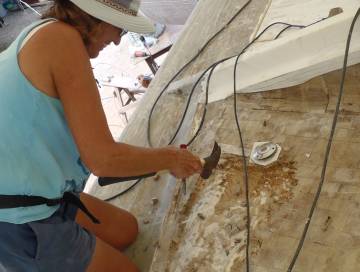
[0,191,100,224]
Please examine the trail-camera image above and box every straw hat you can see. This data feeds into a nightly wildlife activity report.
[69,0,155,33]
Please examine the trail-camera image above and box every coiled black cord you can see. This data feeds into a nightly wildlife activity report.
[102,20,314,202]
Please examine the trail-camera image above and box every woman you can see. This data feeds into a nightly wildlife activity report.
[0,0,202,271]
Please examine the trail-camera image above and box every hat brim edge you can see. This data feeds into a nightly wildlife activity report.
[70,0,155,34]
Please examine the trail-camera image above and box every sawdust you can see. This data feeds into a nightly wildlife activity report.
[219,154,297,198]
[163,154,298,272]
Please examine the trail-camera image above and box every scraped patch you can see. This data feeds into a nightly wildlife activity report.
[164,154,298,272]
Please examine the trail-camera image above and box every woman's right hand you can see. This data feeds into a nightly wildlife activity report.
[165,147,202,179]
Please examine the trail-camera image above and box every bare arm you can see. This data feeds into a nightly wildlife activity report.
[45,23,200,177]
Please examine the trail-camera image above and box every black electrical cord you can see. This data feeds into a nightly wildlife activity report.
[103,2,254,202]
[287,8,360,272]
[104,178,142,202]
[233,52,251,271]
[102,20,302,202]
[228,20,307,272]
[103,17,327,208]
[102,65,218,202]
[275,17,327,40]
[147,0,253,147]
[168,19,320,147]
[274,25,297,40]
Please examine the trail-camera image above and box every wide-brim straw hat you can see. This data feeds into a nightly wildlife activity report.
[69,0,155,33]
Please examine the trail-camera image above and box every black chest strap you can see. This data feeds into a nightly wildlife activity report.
[0,191,100,224]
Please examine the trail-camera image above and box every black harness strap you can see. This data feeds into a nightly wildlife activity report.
[0,195,61,208]
[62,192,100,224]
[0,191,100,224]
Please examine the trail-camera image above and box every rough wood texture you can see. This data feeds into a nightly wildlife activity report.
[150,64,360,271]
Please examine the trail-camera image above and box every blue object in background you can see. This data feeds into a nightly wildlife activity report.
[0,0,7,17]
[3,0,17,11]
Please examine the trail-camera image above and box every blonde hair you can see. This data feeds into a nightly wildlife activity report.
[42,0,102,46]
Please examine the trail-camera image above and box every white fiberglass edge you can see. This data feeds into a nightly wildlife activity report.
[253,0,360,42]
[204,8,360,103]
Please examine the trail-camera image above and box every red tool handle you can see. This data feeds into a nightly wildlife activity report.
[180,144,187,149]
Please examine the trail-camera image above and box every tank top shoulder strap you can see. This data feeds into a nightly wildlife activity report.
[15,18,57,53]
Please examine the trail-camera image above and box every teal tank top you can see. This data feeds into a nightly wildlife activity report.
[0,19,90,224]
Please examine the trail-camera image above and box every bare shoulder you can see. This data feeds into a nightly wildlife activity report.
[43,21,81,41]
[37,21,93,85]
[18,20,90,98]
[37,21,87,56]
